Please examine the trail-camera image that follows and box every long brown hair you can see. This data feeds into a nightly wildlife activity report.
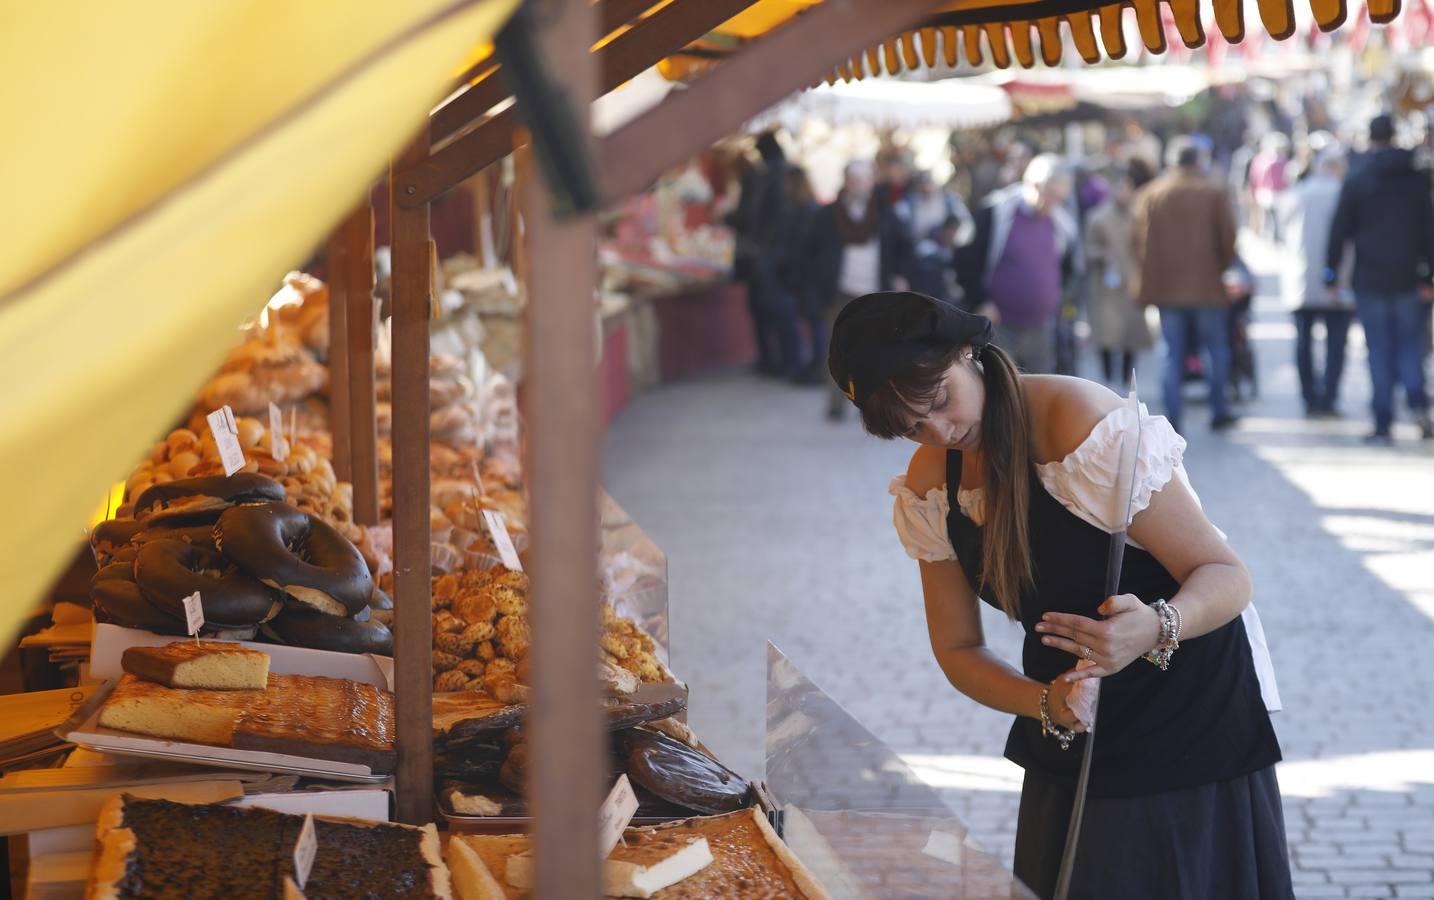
[859,344,1033,619]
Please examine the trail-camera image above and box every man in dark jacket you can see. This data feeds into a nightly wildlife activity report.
[1327,113,1434,444]
[730,131,798,378]
[806,160,908,419]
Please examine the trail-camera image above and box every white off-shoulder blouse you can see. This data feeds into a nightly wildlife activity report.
[888,403,1282,711]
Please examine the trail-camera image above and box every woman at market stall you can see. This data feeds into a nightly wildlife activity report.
[828,290,1290,899]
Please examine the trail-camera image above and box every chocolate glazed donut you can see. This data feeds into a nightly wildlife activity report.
[91,578,186,634]
[133,473,285,525]
[91,518,145,561]
[216,502,372,617]
[263,604,393,655]
[132,523,219,551]
[134,540,282,628]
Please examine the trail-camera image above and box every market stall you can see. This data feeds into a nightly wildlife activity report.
[2,0,1404,898]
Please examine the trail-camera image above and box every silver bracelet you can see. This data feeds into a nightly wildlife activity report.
[1144,599,1180,670]
[1039,686,1075,750]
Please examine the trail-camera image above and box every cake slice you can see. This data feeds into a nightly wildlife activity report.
[121,641,270,690]
[96,673,396,772]
[97,674,248,745]
[505,835,713,898]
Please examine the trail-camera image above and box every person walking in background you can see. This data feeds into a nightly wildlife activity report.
[1133,136,1240,434]
[808,160,907,419]
[1279,145,1354,418]
[728,131,796,378]
[1248,133,1291,242]
[774,165,826,384]
[957,154,1080,374]
[896,170,974,306]
[1327,113,1434,444]
[1084,165,1153,387]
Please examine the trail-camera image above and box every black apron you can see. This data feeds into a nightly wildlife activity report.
[943,450,1288,899]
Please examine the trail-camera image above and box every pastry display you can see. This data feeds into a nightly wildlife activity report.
[197,333,328,416]
[133,473,287,526]
[99,672,395,772]
[446,808,829,899]
[621,730,749,816]
[121,641,271,690]
[216,502,372,618]
[272,270,332,355]
[125,426,352,531]
[91,500,381,655]
[133,540,282,628]
[88,795,452,899]
[430,569,667,694]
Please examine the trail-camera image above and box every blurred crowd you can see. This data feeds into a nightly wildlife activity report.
[727,111,1434,445]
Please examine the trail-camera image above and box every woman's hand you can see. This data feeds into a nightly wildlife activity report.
[1035,594,1162,677]
[1046,670,1093,732]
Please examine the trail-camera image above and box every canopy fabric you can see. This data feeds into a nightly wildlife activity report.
[656,0,1404,74]
[0,0,520,649]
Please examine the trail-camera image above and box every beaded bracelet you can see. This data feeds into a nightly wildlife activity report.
[1143,599,1181,670]
[1039,685,1076,750]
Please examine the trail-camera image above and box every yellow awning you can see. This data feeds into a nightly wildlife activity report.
[656,0,1403,74]
[0,0,520,649]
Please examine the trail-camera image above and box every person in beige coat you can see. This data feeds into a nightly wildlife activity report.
[1085,166,1153,386]
[1133,137,1239,433]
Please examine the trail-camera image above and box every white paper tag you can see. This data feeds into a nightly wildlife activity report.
[206,405,246,476]
[269,402,289,462]
[482,510,523,572]
[181,592,204,637]
[293,813,317,888]
[597,774,640,859]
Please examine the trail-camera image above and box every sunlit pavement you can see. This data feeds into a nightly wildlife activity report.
[604,235,1434,896]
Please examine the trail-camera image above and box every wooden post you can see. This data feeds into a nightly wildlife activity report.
[326,226,352,484]
[522,2,603,897]
[344,205,380,527]
[389,131,434,825]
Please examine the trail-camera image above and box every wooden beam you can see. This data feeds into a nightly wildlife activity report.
[522,3,603,898]
[344,204,380,527]
[325,220,352,484]
[429,0,682,145]
[389,130,434,826]
[599,0,952,199]
[397,0,757,207]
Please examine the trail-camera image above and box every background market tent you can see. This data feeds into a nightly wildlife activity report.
[0,0,522,649]
[759,77,1014,130]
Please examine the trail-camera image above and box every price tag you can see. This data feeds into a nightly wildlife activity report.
[206,405,246,476]
[597,774,640,859]
[181,592,204,640]
[482,510,523,572]
[268,403,289,462]
[293,813,317,888]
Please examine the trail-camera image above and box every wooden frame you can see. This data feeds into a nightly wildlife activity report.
[390,131,436,825]
[396,0,758,208]
[348,0,958,870]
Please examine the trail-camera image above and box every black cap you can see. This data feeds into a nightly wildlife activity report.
[828,292,994,406]
[1370,114,1395,143]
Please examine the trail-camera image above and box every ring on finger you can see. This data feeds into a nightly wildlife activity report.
[1082,645,1094,661]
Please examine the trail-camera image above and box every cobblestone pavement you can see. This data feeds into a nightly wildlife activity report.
[603,239,1434,896]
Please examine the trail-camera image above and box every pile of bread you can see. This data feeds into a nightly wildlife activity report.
[122,422,355,537]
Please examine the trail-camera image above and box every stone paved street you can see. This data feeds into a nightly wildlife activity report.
[603,239,1434,896]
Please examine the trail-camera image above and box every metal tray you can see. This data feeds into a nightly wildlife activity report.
[59,680,391,785]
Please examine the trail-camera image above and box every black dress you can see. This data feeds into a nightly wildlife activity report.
[943,450,1293,900]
